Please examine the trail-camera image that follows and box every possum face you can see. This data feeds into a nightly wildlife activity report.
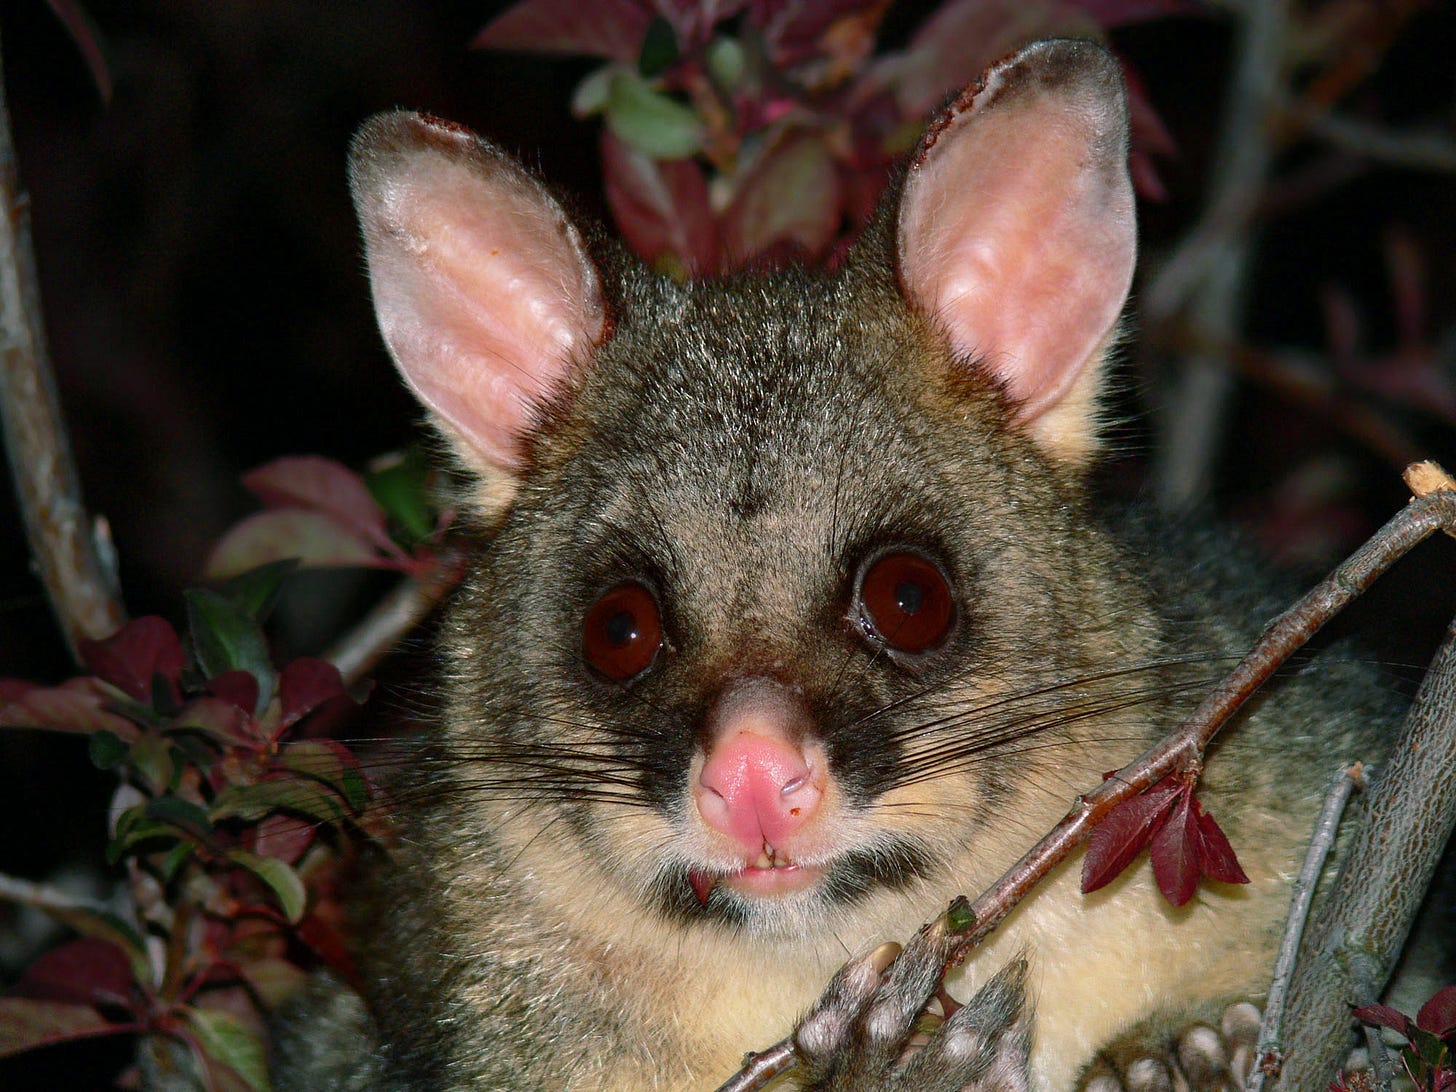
[349,40,1143,938]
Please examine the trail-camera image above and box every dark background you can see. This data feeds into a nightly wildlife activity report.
[1,0,1454,1082]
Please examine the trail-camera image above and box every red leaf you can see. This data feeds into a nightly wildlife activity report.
[252,813,316,864]
[602,132,719,275]
[242,456,399,558]
[277,658,348,734]
[473,0,656,62]
[175,696,253,744]
[78,616,185,704]
[1192,802,1249,885]
[1418,984,1456,1038]
[43,0,113,103]
[208,671,260,716]
[721,130,841,268]
[1150,790,1200,906]
[1082,781,1179,894]
[1354,1002,1415,1038]
[206,510,386,579]
[0,998,125,1058]
[0,677,142,738]
[17,938,135,1009]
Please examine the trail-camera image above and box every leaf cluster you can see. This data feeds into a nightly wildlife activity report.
[0,563,376,1090]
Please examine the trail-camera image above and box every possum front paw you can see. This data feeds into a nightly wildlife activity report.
[792,936,1031,1092]
[1078,1001,1263,1092]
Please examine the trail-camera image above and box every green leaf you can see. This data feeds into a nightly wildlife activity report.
[146,795,214,842]
[207,511,380,579]
[107,818,178,865]
[277,740,369,812]
[605,68,702,160]
[159,841,194,884]
[227,850,306,923]
[364,448,437,545]
[209,780,345,826]
[705,35,745,91]
[217,559,299,622]
[182,1005,271,1092]
[186,589,274,713]
[571,62,616,118]
[89,729,129,770]
[637,15,677,77]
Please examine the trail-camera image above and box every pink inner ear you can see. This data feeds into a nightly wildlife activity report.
[898,48,1136,423]
[354,117,605,472]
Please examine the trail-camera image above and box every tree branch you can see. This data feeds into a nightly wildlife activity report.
[0,29,125,659]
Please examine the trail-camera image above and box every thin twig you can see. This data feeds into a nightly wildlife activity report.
[1247,764,1367,1092]
[322,548,467,688]
[0,29,125,659]
[0,869,114,918]
[1147,0,1289,509]
[1288,103,1456,174]
[718,487,1456,1092]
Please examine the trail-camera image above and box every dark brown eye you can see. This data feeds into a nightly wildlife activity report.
[859,552,955,654]
[582,583,663,681]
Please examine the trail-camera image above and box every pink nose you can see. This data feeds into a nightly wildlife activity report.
[695,683,822,855]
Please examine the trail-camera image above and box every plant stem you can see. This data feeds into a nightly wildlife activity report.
[0,29,125,659]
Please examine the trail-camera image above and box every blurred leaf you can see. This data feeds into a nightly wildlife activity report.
[78,616,185,704]
[251,813,316,864]
[0,998,120,1058]
[160,841,195,884]
[364,449,437,546]
[182,1006,271,1092]
[705,35,746,90]
[473,0,655,62]
[277,658,350,733]
[208,671,261,717]
[43,0,113,103]
[638,15,678,75]
[236,956,308,1009]
[243,457,399,557]
[186,590,275,713]
[605,68,703,159]
[0,888,149,985]
[602,131,718,275]
[173,696,252,744]
[227,851,306,923]
[17,938,134,1008]
[88,730,129,770]
[216,559,299,623]
[207,511,383,579]
[147,796,214,842]
[722,131,840,265]
[0,677,146,737]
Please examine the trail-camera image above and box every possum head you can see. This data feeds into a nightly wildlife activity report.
[349,39,1141,940]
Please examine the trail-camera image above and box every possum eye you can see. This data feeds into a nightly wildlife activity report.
[582,583,663,681]
[857,551,955,654]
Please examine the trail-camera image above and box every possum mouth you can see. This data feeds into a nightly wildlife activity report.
[690,846,826,902]
[659,839,935,924]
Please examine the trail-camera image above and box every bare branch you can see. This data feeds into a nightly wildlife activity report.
[1274,562,1456,1083]
[1247,764,1367,1092]
[1290,104,1456,174]
[1147,0,1289,508]
[323,549,467,688]
[0,31,125,659]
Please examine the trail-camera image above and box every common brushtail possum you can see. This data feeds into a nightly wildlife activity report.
[272,39,1413,1090]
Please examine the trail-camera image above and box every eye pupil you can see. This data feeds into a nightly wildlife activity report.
[605,610,636,646]
[583,583,663,681]
[858,551,954,654]
[895,580,924,615]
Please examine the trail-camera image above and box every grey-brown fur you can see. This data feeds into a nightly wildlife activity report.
[273,40,1423,1092]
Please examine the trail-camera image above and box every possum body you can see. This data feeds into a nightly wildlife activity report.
[273,40,1412,1091]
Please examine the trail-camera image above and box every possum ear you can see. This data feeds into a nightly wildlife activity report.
[897,39,1136,464]
[349,111,606,488]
